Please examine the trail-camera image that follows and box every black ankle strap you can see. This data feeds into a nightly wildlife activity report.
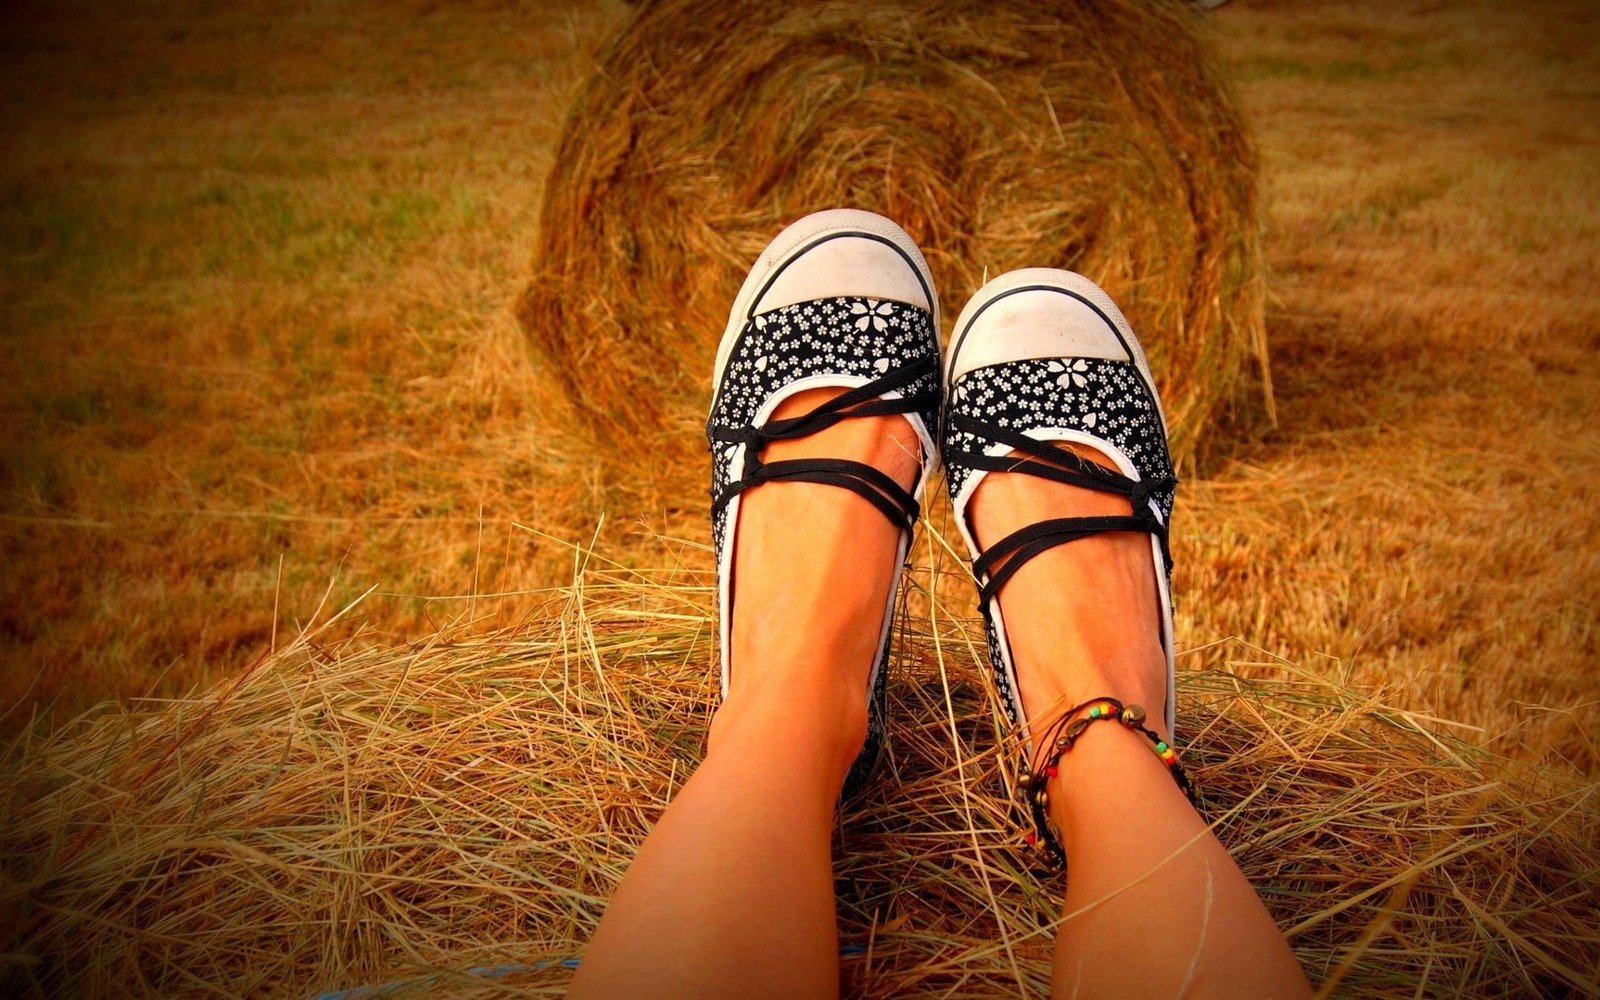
[974,515,1154,606]
[947,409,1176,603]
[711,356,937,533]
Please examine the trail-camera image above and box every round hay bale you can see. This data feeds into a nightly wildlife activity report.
[519,0,1268,495]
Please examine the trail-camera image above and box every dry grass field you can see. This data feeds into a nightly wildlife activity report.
[1,0,624,727]
[1,0,1598,996]
[2,0,1595,768]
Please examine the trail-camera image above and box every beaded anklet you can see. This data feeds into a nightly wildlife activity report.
[1014,696,1201,870]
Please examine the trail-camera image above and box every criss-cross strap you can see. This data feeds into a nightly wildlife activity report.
[947,408,1177,606]
[711,355,938,534]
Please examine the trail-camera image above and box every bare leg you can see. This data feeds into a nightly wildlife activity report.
[970,444,1312,1000]
[568,389,920,1000]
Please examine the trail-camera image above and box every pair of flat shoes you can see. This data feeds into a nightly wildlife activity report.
[707,210,1177,797]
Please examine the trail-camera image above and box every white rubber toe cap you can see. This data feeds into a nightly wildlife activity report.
[740,208,934,315]
[946,268,1135,383]
[755,235,932,314]
[714,208,938,390]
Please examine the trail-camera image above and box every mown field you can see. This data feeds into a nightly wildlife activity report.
[2,1,1598,996]
[3,0,1595,767]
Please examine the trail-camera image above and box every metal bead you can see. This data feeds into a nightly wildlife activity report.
[1120,703,1147,726]
[1016,771,1033,791]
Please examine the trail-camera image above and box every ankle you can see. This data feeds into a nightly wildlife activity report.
[1045,714,1194,837]
[710,669,869,782]
[1019,651,1168,748]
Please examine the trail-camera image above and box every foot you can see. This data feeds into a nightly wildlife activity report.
[939,267,1180,766]
[705,209,942,797]
[715,388,922,767]
[966,441,1169,743]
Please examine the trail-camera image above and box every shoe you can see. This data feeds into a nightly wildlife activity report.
[940,268,1179,755]
[707,209,941,798]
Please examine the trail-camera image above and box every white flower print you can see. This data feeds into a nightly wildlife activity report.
[1048,358,1091,389]
[851,298,894,332]
[942,351,1180,738]
[943,356,1174,526]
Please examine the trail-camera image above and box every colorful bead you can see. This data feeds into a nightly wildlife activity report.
[1018,694,1200,871]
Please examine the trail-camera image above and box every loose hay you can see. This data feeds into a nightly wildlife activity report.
[2,533,1596,998]
[519,0,1269,499]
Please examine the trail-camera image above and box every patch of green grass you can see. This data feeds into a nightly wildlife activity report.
[377,188,443,243]
[0,438,72,508]
[1328,174,1458,233]
[37,387,110,426]
[0,187,100,283]
[264,500,292,549]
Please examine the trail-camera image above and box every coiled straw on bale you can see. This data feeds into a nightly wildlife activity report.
[520,0,1268,495]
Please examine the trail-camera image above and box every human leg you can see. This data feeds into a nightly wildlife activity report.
[568,397,917,1000]
[569,211,940,999]
[942,269,1311,1000]
[970,454,1311,1000]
